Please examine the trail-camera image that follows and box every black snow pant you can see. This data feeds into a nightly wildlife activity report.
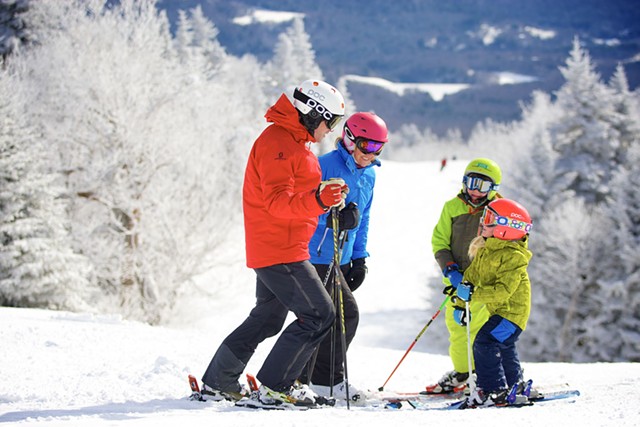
[300,263,359,387]
[201,261,335,393]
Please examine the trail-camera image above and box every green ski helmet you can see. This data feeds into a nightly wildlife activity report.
[463,157,502,200]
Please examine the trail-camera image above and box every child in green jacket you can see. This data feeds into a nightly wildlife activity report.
[454,198,533,407]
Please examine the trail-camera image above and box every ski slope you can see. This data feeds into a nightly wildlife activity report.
[1,160,637,426]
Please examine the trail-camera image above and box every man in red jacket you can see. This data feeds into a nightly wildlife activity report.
[201,80,347,409]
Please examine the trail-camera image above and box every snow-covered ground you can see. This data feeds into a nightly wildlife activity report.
[1,160,638,426]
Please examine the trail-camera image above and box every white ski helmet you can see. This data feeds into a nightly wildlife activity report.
[293,80,345,131]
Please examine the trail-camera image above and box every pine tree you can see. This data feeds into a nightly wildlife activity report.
[264,17,324,101]
[190,5,226,76]
[608,63,640,164]
[0,0,32,60]
[175,6,226,78]
[0,73,92,311]
[551,37,620,204]
[593,63,640,362]
[517,43,640,362]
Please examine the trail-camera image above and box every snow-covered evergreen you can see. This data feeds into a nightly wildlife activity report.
[551,38,622,204]
[493,40,640,362]
[3,0,269,323]
[0,71,93,311]
[263,16,324,101]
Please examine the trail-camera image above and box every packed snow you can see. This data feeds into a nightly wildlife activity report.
[342,74,470,102]
[1,160,638,426]
[232,9,304,26]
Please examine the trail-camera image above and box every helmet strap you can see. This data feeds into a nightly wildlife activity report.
[463,191,488,208]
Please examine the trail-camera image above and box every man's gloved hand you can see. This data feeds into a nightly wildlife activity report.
[327,202,360,230]
[345,258,367,292]
[317,178,347,210]
[456,281,474,302]
[443,262,463,289]
[453,306,471,326]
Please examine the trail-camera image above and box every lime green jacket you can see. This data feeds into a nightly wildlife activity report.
[432,192,492,273]
[462,237,532,330]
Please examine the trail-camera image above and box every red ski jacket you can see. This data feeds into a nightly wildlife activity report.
[243,94,326,268]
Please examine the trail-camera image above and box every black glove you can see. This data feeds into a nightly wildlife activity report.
[453,306,471,326]
[345,258,367,291]
[327,202,360,230]
[442,285,456,297]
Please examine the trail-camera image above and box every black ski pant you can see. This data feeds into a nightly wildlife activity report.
[300,263,359,387]
[201,261,335,393]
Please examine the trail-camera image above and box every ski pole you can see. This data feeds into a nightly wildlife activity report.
[378,295,450,391]
[335,264,351,408]
[323,231,346,390]
[464,299,476,395]
[330,206,351,409]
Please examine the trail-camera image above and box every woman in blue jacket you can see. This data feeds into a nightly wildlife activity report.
[303,112,389,402]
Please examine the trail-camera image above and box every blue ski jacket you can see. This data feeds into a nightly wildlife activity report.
[309,141,380,265]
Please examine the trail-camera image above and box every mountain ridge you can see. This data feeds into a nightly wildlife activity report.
[158,0,640,135]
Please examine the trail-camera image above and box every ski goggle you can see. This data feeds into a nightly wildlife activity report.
[463,174,499,193]
[356,139,385,155]
[481,206,532,233]
[345,126,385,155]
[293,89,343,130]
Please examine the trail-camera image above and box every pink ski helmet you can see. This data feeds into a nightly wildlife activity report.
[342,112,389,153]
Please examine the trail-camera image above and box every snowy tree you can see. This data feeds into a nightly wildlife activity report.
[0,70,93,311]
[495,44,640,362]
[0,0,31,60]
[263,17,324,102]
[6,0,265,323]
[516,197,611,362]
[175,5,226,78]
[591,64,640,362]
[608,63,640,165]
[498,91,568,219]
[551,38,621,204]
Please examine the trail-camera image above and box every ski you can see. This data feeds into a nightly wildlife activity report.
[233,373,335,411]
[402,388,580,410]
[377,390,464,402]
[235,399,314,411]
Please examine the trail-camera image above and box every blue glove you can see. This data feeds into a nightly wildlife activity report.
[443,263,463,289]
[457,281,474,302]
[453,307,471,326]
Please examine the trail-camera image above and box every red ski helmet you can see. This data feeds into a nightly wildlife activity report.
[481,198,532,240]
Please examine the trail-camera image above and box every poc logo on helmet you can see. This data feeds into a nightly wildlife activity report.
[306,89,326,102]
[305,98,329,116]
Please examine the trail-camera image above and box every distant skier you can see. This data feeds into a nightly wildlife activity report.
[455,198,533,407]
[440,157,447,171]
[199,79,347,409]
[301,112,389,402]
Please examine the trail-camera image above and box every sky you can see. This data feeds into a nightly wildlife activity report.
[1,160,638,426]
